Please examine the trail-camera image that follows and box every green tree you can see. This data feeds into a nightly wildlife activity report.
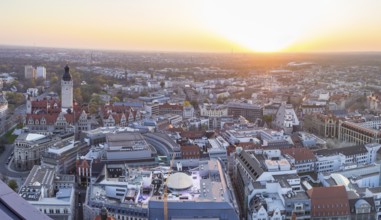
[263,115,273,124]
[183,101,191,107]
[74,88,83,104]
[7,179,18,192]
[35,78,45,86]
[6,92,25,106]
[217,96,226,104]
[89,94,102,114]
[140,90,148,97]
[50,74,59,85]
[190,100,199,108]
[110,96,120,104]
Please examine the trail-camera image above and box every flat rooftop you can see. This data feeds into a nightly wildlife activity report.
[24,165,55,187]
[47,140,75,155]
[0,180,52,220]
[89,160,233,208]
[107,132,150,151]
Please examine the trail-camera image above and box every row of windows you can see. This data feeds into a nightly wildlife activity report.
[41,208,69,214]
[182,151,199,155]
[28,119,47,125]
[315,211,347,217]
[317,164,333,171]
[315,203,347,209]
[116,216,146,220]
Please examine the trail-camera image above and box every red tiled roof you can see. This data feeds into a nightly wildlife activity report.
[236,143,262,150]
[330,94,348,101]
[76,159,90,169]
[167,127,184,133]
[25,113,59,125]
[307,186,350,218]
[159,103,183,111]
[180,145,200,151]
[102,104,132,115]
[64,114,75,124]
[281,148,316,163]
[180,131,206,139]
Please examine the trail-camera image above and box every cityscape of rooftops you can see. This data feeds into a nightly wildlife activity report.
[1,1,381,220]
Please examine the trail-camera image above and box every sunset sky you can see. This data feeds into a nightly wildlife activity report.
[1,0,381,53]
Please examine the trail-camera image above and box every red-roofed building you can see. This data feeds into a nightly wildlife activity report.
[180,131,206,139]
[24,66,95,134]
[24,106,94,134]
[101,104,141,127]
[307,186,350,219]
[25,113,59,132]
[159,102,183,116]
[26,98,61,114]
[236,142,262,150]
[281,148,316,173]
[76,157,91,185]
[181,145,200,159]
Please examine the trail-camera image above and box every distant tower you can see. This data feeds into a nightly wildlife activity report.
[36,66,47,79]
[61,65,73,113]
[24,65,36,79]
[26,96,32,114]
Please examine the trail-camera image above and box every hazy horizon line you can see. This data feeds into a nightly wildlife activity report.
[1,43,381,55]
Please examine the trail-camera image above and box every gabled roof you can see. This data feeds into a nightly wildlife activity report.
[63,114,75,124]
[237,150,264,181]
[102,104,132,115]
[348,197,375,215]
[26,113,59,125]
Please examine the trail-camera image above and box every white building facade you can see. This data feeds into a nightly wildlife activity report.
[61,65,73,112]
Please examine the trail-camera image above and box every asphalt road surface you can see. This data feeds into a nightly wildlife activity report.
[0,144,29,178]
[75,187,87,220]
[0,103,29,178]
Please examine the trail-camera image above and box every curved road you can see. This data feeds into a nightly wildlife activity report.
[0,103,29,178]
[0,144,29,178]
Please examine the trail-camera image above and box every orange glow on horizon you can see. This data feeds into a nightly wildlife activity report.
[0,0,381,53]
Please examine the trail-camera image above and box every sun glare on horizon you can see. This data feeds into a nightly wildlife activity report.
[0,0,381,52]
[202,0,334,52]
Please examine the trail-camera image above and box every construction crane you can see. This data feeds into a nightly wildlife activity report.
[163,152,176,220]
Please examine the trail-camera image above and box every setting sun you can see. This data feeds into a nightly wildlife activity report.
[202,0,332,52]
[1,0,381,52]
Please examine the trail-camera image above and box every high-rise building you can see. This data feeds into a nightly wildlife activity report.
[0,93,8,133]
[25,65,36,79]
[61,65,73,112]
[36,66,47,79]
